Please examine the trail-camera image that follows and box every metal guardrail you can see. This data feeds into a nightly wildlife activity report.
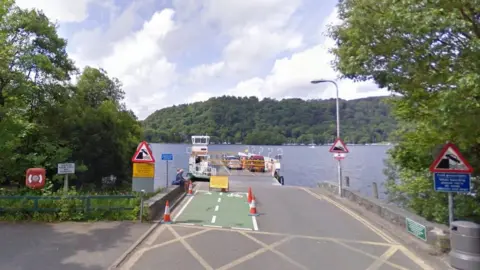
[0,195,138,212]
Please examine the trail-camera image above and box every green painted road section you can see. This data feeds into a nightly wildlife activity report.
[175,191,255,230]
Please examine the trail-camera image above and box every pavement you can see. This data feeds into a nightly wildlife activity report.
[0,221,151,270]
[117,173,449,270]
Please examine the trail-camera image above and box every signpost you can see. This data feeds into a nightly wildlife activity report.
[161,153,173,188]
[57,163,75,192]
[132,141,156,192]
[132,163,155,178]
[329,138,349,196]
[329,138,349,160]
[429,142,473,227]
[406,217,427,242]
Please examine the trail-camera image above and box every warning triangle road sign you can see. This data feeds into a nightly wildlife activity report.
[429,142,473,173]
[132,141,155,163]
[329,138,349,153]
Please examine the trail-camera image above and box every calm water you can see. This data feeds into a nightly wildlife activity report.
[151,144,393,199]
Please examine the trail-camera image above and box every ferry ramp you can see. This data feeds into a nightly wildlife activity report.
[116,173,445,270]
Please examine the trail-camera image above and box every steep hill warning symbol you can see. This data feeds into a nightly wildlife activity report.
[429,142,473,173]
[329,138,349,153]
[131,141,155,163]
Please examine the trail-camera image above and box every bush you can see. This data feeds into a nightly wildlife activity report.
[0,186,150,222]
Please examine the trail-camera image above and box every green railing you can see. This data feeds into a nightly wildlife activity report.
[0,195,138,213]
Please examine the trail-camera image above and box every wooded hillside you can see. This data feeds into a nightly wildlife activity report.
[143,95,396,145]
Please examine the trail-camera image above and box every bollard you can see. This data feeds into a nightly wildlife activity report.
[345,176,350,187]
[139,189,145,223]
[449,221,480,270]
[372,182,379,199]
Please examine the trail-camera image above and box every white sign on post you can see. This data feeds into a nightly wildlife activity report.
[57,163,75,175]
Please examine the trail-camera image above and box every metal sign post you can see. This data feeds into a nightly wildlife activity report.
[429,142,473,227]
[57,163,75,193]
[329,138,349,197]
[161,153,174,188]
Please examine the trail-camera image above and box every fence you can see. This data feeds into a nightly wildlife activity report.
[0,195,138,213]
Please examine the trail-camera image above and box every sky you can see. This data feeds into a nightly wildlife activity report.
[15,0,390,120]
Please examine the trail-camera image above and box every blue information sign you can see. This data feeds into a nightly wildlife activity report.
[434,173,471,192]
[161,153,173,161]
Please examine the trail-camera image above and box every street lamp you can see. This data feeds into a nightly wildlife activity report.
[311,79,343,197]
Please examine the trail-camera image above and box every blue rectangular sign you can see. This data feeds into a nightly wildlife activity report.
[434,173,471,192]
[161,153,173,161]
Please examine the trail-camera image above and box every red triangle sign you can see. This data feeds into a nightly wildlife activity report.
[329,138,349,153]
[429,143,473,173]
[132,141,155,163]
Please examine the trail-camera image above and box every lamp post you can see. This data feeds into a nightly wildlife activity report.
[311,79,343,197]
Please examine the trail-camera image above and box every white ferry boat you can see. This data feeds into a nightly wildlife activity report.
[187,135,216,180]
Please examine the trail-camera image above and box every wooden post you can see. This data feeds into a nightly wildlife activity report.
[344,176,350,187]
[372,182,379,199]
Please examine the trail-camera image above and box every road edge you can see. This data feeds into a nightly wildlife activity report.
[312,187,453,270]
[108,190,187,269]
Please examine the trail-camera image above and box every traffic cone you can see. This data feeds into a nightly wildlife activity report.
[248,195,259,216]
[187,180,193,196]
[161,200,172,224]
[247,187,252,204]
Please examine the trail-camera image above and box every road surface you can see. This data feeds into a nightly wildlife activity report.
[118,174,445,270]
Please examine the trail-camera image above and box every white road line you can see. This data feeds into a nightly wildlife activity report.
[172,190,197,221]
[214,205,219,211]
[203,224,222,228]
[231,227,253,231]
[176,223,195,226]
[252,216,259,231]
[211,215,216,223]
[220,192,223,196]
[218,198,221,203]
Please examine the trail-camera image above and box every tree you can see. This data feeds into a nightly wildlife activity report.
[0,2,142,192]
[329,0,480,223]
[0,2,76,183]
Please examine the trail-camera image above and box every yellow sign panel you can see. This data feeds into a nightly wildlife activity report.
[209,176,229,190]
[133,163,155,178]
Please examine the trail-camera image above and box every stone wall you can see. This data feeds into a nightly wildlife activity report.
[144,185,186,220]
[318,182,451,253]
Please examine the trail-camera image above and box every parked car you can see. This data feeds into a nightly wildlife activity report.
[224,155,241,170]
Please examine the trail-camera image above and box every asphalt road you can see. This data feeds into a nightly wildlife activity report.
[0,221,151,270]
[119,178,444,270]
[0,172,449,270]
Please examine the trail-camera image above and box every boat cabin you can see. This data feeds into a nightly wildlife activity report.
[191,135,210,145]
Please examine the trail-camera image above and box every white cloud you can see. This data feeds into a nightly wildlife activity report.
[15,0,388,119]
[15,0,106,23]
[188,62,225,85]
[69,8,178,117]
[223,26,303,73]
[226,7,389,101]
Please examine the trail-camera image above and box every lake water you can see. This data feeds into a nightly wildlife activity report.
[150,144,393,200]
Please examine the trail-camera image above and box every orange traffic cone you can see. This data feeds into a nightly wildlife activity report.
[187,180,193,196]
[247,187,253,204]
[248,195,259,216]
[161,200,172,224]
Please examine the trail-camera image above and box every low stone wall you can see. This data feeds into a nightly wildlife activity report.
[318,182,451,253]
[144,185,186,221]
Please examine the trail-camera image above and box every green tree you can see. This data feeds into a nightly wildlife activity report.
[329,0,480,223]
[0,2,142,192]
[143,95,396,145]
